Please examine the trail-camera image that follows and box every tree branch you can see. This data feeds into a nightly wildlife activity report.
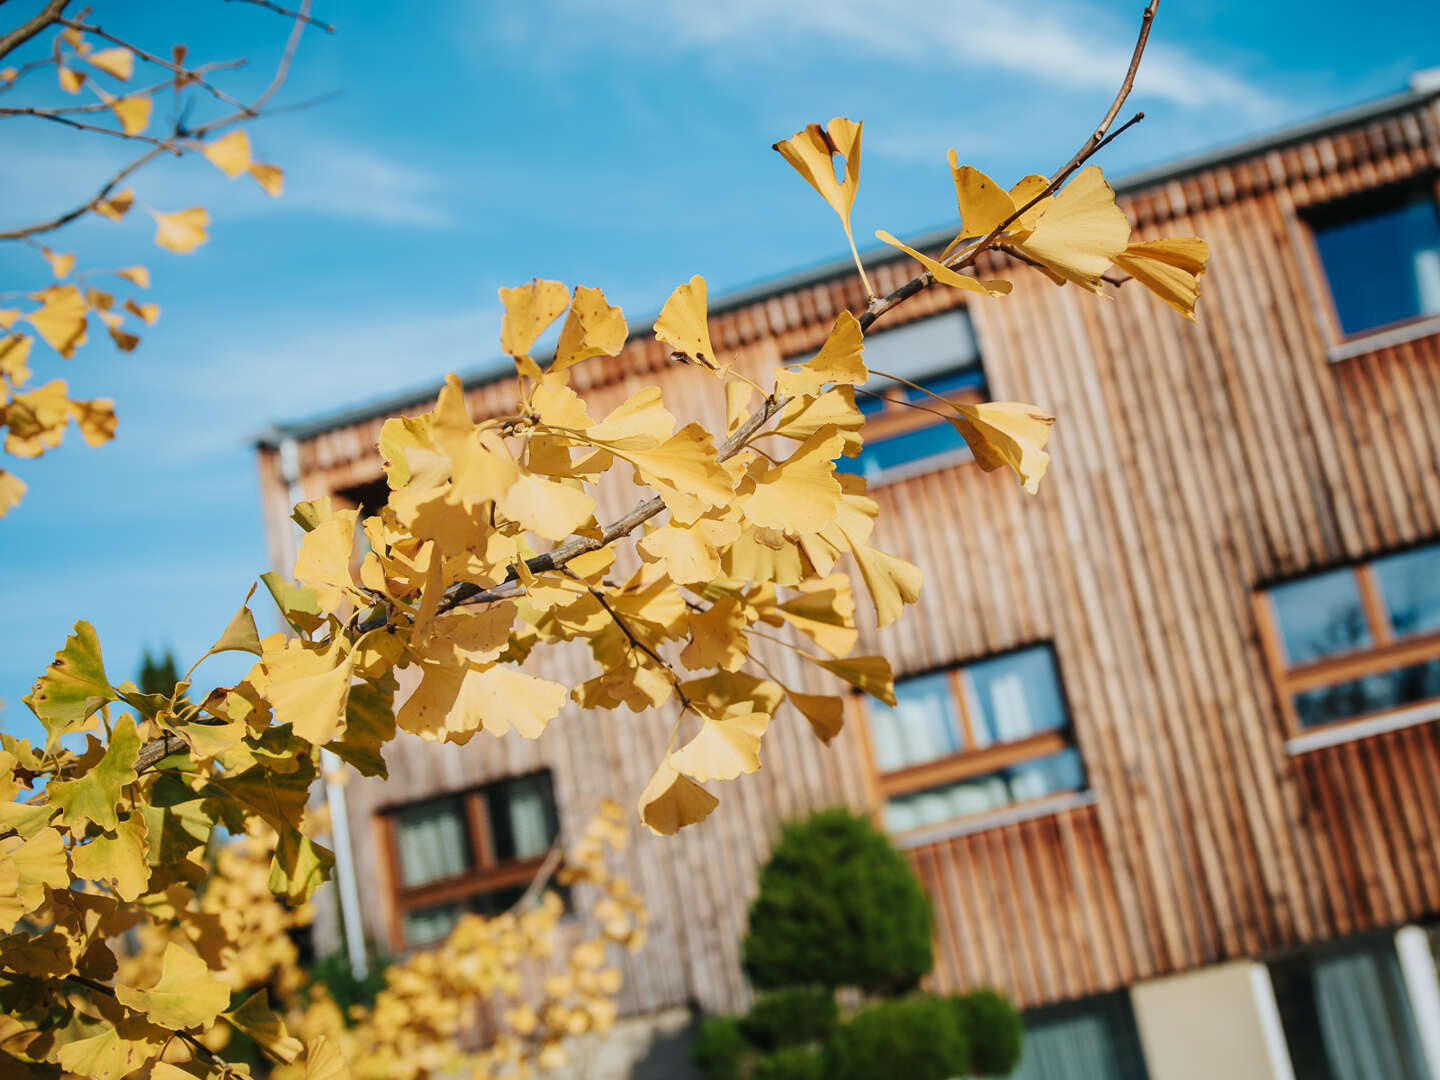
[225,0,335,34]
[0,0,68,63]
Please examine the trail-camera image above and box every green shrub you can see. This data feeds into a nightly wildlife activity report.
[753,1046,824,1080]
[693,1015,750,1080]
[739,989,838,1051]
[824,995,970,1080]
[954,987,1024,1076]
[742,809,932,993]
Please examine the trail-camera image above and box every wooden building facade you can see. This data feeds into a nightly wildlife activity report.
[256,80,1440,1079]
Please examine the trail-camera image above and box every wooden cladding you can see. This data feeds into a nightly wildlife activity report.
[270,93,1440,1016]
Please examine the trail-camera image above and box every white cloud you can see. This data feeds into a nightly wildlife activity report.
[276,139,455,227]
[543,0,1283,118]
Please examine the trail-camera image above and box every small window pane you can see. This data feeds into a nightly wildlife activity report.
[1374,545,1440,638]
[867,671,964,772]
[394,796,470,887]
[1011,993,1150,1080]
[488,773,558,862]
[1269,569,1371,666]
[882,748,1084,833]
[1294,658,1440,729]
[1313,193,1440,335]
[857,308,979,386]
[907,363,986,400]
[965,646,1067,747]
[402,902,461,947]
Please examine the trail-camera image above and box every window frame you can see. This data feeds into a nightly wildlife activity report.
[379,771,558,950]
[858,644,1085,840]
[1299,174,1440,354]
[1254,550,1440,743]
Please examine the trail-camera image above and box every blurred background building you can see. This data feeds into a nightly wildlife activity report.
[257,74,1440,1080]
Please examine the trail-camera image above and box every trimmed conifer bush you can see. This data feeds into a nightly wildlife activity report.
[823,995,970,1080]
[739,989,838,1051]
[955,987,1024,1076]
[741,809,932,994]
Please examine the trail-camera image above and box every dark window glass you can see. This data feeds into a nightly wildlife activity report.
[486,772,559,861]
[1294,659,1440,729]
[1009,991,1150,1079]
[1269,569,1371,665]
[1374,544,1440,638]
[393,795,470,887]
[1269,940,1428,1080]
[1312,191,1440,335]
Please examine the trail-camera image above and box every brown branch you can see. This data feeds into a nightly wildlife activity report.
[59,17,252,112]
[0,143,164,240]
[225,0,335,33]
[135,729,185,773]
[580,577,694,712]
[0,0,68,62]
[0,103,181,148]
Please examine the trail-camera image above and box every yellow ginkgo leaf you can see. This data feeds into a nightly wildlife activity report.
[95,188,134,222]
[670,706,770,782]
[0,334,33,383]
[846,534,923,628]
[85,47,134,80]
[776,574,857,658]
[555,284,627,370]
[109,95,150,136]
[124,297,159,324]
[300,1036,351,1080]
[947,400,1055,494]
[1011,165,1130,292]
[108,326,140,352]
[203,130,252,177]
[0,827,69,932]
[638,758,718,836]
[654,275,719,371]
[949,153,1016,240]
[397,662,565,743]
[499,278,569,360]
[70,813,148,901]
[1112,237,1211,320]
[114,943,230,1031]
[227,989,304,1065]
[637,514,741,585]
[617,423,733,525]
[58,65,84,93]
[817,654,896,705]
[292,508,358,610]
[1009,174,1053,230]
[775,310,867,397]
[680,597,748,672]
[773,118,865,272]
[41,248,74,279]
[261,635,353,745]
[116,264,148,287]
[787,690,845,743]
[69,397,116,447]
[249,161,284,196]
[586,386,675,449]
[875,230,1012,297]
[150,207,209,254]
[0,470,26,518]
[498,473,595,541]
[740,426,844,533]
[26,284,88,357]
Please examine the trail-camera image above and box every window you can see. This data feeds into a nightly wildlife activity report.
[789,308,985,481]
[865,644,1085,836]
[1257,542,1440,734]
[1007,992,1150,1080]
[383,771,559,948]
[1269,939,1429,1080]
[1310,183,1440,337]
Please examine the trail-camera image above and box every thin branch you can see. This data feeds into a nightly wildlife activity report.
[511,835,564,912]
[0,0,68,63]
[0,143,164,240]
[0,104,181,148]
[225,0,335,34]
[578,575,694,712]
[60,17,251,112]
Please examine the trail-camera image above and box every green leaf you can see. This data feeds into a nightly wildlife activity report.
[260,571,325,634]
[114,942,230,1030]
[203,583,262,658]
[48,716,139,832]
[326,678,395,778]
[268,828,332,905]
[227,988,303,1064]
[137,774,211,869]
[22,621,118,747]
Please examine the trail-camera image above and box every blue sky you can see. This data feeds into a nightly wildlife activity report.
[2,0,1437,744]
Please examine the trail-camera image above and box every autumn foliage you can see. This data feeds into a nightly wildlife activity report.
[0,2,1203,1077]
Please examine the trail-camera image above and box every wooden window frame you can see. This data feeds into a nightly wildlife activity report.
[379,773,557,951]
[858,647,1082,840]
[1255,556,1440,742]
[1296,174,1440,352]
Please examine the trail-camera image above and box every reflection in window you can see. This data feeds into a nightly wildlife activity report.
[1375,546,1440,638]
[1270,940,1428,1080]
[1269,569,1371,665]
[867,645,1084,835]
[1311,189,1440,335]
[1007,992,1150,1080]
[394,796,470,887]
[1294,660,1440,729]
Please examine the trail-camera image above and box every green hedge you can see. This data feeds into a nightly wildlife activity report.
[739,989,837,1051]
[693,1015,750,1080]
[956,988,1024,1076]
[824,996,969,1080]
[742,809,932,994]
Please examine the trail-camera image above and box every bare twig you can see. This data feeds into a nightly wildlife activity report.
[60,17,252,112]
[225,0,335,34]
[0,104,181,148]
[0,0,68,62]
